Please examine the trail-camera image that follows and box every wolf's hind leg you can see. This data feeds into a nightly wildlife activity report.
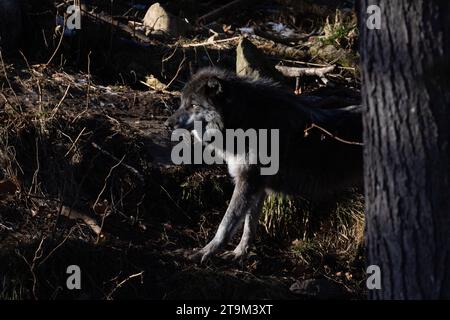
[190,178,262,263]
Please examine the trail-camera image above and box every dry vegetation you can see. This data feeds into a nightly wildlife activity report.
[0,0,366,300]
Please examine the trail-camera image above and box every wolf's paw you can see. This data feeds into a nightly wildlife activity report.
[221,251,245,262]
[188,249,206,263]
[188,242,221,264]
[221,246,248,263]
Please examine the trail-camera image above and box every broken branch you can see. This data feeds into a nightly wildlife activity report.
[304,123,363,146]
[91,142,145,187]
[276,65,336,78]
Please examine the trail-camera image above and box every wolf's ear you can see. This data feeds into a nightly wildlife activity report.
[205,77,224,97]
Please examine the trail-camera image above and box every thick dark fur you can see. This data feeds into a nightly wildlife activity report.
[166,67,363,263]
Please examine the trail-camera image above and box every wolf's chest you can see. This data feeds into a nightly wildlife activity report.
[225,151,258,178]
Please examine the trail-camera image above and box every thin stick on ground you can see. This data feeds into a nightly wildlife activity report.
[93,154,125,243]
[180,36,241,48]
[38,226,76,266]
[276,65,336,78]
[50,84,71,119]
[64,127,86,157]
[106,271,144,300]
[16,237,45,300]
[272,57,357,71]
[91,142,145,186]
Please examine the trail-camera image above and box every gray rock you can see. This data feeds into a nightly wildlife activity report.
[0,0,23,52]
[143,3,192,38]
[236,37,284,81]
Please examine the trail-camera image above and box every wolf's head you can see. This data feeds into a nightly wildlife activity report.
[165,68,281,175]
[165,68,234,135]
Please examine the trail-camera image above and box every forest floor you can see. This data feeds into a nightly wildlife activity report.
[0,0,366,299]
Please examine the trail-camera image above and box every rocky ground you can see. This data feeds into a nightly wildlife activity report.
[0,0,366,300]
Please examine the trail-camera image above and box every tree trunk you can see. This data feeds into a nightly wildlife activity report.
[359,0,450,299]
[0,0,23,52]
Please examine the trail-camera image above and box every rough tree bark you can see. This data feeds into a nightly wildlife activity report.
[360,1,450,299]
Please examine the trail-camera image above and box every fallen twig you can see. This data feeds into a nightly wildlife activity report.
[38,226,76,266]
[49,84,71,120]
[304,123,363,146]
[180,36,241,48]
[64,127,86,157]
[254,28,315,45]
[16,237,45,300]
[139,80,180,96]
[91,154,125,243]
[0,222,14,231]
[107,271,144,299]
[251,35,309,60]
[272,58,357,71]
[276,65,336,78]
[91,142,145,186]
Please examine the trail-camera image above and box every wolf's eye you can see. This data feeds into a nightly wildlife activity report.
[192,104,201,110]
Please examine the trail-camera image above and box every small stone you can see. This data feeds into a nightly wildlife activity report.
[143,3,192,38]
[236,37,284,81]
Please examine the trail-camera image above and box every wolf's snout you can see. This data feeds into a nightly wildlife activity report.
[165,109,193,130]
[165,113,180,130]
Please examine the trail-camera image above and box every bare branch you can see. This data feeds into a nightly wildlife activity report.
[276,65,336,78]
[304,123,363,146]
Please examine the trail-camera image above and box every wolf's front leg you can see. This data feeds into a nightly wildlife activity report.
[191,178,262,263]
[224,191,265,261]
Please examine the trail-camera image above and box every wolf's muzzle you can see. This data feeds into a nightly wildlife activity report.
[165,109,193,130]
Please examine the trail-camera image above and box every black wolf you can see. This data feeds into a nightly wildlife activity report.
[165,67,363,263]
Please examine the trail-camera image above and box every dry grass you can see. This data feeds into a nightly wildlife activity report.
[320,10,357,49]
[261,191,365,269]
[260,191,365,294]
